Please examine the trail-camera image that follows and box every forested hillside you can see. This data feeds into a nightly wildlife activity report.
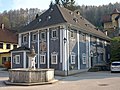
[0,8,45,30]
[79,2,120,30]
[0,2,120,31]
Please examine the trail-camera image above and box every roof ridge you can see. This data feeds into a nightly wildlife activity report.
[55,4,67,22]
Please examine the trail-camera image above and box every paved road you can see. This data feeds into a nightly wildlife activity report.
[0,71,120,90]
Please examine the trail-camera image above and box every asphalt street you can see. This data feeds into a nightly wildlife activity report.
[0,71,120,90]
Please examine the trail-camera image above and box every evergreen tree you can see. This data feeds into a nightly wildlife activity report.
[49,1,54,8]
[55,0,60,4]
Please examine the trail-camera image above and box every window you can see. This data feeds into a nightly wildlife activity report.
[13,45,17,49]
[47,16,51,20]
[13,56,16,63]
[97,38,100,45]
[71,54,76,64]
[104,41,107,46]
[8,57,11,62]
[81,33,86,41]
[0,43,3,49]
[23,35,27,43]
[52,30,57,38]
[41,32,46,40]
[40,54,46,64]
[82,53,86,64]
[32,33,37,41]
[2,57,7,64]
[35,54,38,64]
[70,30,74,38]
[39,19,41,22]
[15,55,20,64]
[51,53,58,64]
[6,44,11,49]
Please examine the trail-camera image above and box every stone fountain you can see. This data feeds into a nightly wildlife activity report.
[27,46,36,70]
[5,46,57,86]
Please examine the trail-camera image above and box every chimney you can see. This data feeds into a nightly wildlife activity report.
[1,24,4,30]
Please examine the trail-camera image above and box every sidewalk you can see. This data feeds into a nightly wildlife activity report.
[0,68,6,71]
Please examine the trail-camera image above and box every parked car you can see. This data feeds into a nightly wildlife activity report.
[111,61,120,73]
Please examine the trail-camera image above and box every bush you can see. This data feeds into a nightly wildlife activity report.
[110,37,120,62]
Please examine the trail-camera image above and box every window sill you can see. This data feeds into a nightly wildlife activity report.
[51,37,58,40]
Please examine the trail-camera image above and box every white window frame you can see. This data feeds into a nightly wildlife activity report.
[15,55,20,64]
[104,41,107,46]
[52,30,57,38]
[51,53,58,64]
[97,38,100,45]
[82,53,86,64]
[32,33,37,41]
[40,32,46,40]
[70,30,75,38]
[81,33,86,42]
[13,56,16,63]
[40,54,46,64]
[71,54,76,64]
[23,35,27,43]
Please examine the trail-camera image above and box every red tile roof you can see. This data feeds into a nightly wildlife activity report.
[112,9,120,14]
[101,14,112,23]
[102,9,120,23]
[0,28,18,44]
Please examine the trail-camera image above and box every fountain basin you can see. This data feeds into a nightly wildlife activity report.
[9,68,54,83]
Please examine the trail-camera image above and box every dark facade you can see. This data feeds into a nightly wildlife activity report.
[11,4,110,76]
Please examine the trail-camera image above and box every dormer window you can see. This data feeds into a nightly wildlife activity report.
[48,16,51,20]
[69,12,73,15]
[73,18,78,22]
[50,8,53,11]
[39,19,41,22]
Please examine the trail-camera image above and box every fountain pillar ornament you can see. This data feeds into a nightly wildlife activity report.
[27,46,36,70]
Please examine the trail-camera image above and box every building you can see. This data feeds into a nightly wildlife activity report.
[0,24,18,66]
[11,4,110,76]
[102,8,120,37]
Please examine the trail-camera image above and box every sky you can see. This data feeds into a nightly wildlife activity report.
[0,0,120,13]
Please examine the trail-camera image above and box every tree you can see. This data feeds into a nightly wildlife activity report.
[54,0,77,11]
[49,1,54,8]
[55,0,60,4]
[66,0,77,11]
[110,37,120,62]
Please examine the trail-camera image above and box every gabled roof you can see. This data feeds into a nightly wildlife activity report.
[0,28,18,44]
[111,8,120,14]
[19,5,66,33]
[19,4,110,40]
[101,14,112,23]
